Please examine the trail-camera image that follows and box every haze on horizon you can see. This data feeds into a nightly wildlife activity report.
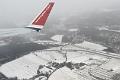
[0,0,120,28]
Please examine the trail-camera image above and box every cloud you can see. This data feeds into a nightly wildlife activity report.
[0,0,120,28]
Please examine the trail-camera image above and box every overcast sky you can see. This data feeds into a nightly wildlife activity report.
[0,0,120,27]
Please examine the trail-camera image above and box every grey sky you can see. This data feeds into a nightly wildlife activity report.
[0,0,120,27]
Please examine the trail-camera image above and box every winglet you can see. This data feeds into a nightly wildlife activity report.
[26,2,55,32]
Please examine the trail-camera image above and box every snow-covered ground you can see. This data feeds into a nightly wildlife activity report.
[101,58,120,73]
[98,27,109,31]
[33,35,64,45]
[75,41,107,51]
[0,50,65,79]
[66,51,107,63]
[98,27,120,33]
[68,28,78,32]
[0,42,120,80]
[0,53,46,79]
[51,35,63,42]
[49,67,89,80]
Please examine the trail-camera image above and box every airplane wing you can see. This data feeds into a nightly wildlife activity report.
[26,1,55,32]
[0,1,55,38]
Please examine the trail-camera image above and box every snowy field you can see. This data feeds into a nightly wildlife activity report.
[0,50,65,79]
[101,58,120,73]
[75,41,107,51]
[66,51,107,63]
[0,41,120,80]
[49,67,89,80]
